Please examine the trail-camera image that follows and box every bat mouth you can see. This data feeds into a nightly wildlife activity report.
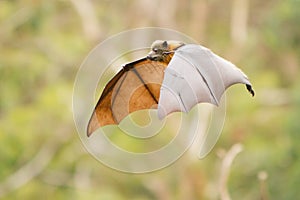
[147,51,173,61]
[147,54,161,61]
[162,51,174,55]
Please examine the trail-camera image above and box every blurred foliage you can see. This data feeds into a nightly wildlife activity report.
[0,0,299,199]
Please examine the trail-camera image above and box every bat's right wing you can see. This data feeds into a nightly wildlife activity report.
[157,44,254,119]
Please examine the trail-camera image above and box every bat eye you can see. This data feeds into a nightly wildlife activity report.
[153,48,158,52]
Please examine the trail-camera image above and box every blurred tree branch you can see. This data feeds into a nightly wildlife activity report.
[218,143,243,200]
[230,0,249,46]
[0,7,33,42]
[258,171,269,200]
[69,0,101,42]
[189,0,208,42]
[0,128,71,198]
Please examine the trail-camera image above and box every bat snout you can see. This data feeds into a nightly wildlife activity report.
[147,52,160,61]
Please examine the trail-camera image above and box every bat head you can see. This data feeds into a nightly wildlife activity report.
[147,40,185,63]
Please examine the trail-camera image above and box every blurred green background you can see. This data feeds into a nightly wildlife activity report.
[0,0,299,199]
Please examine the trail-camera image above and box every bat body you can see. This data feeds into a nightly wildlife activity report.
[87,40,254,136]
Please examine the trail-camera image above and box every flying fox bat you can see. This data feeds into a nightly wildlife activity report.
[87,40,254,136]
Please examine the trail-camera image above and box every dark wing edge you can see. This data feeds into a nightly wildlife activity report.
[86,69,123,136]
[87,57,148,136]
[246,84,255,96]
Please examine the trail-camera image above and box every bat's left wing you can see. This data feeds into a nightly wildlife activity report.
[157,44,254,119]
[87,58,168,136]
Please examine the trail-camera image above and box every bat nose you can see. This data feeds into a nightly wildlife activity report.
[147,52,159,60]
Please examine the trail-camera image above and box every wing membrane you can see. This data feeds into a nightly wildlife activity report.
[87,58,168,136]
[158,44,254,119]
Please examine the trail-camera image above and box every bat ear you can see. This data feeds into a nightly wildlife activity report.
[162,41,168,48]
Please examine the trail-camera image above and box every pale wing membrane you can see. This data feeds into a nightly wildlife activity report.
[157,55,213,119]
[184,45,253,92]
[158,44,254,119]
[87,59,167,136]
